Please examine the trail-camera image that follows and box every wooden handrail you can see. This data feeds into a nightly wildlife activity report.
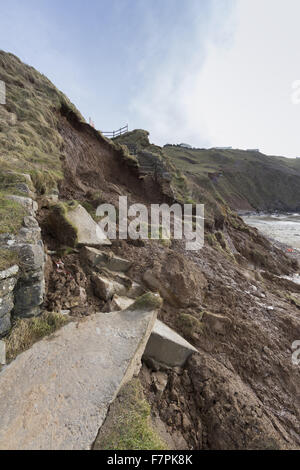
[101,124,128,138]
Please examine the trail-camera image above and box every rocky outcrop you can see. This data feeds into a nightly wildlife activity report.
[0,293,161,450]
[143,319,198,368]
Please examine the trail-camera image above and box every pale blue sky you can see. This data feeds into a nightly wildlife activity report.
[1,0,300,156]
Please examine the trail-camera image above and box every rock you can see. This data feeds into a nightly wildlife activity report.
[81,246,131,272]
[6,195,38,215]
[152,371,168,398]
[17,244,44,273]
[0,294,14,319]
[143,319,198,368]
[202,311,232,335]
[92,274,127,301]
[0,313,11,337]
[0,294,160,450]
[0,265,19,281]
[0,277,17,297]
[47,204,111,248]
[143,253,206,307]
[127,281,145,299]
[60,310,70,316]
[23,216,39,228]
[14,281,45,317]
[104,295,135,312]
[0,340,5,365]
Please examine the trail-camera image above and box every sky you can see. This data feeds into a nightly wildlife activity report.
[1,0,300,157]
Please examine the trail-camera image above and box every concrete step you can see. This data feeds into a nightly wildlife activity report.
[143,319,198,368]
[81,246,132,273]
[0,293,162,450]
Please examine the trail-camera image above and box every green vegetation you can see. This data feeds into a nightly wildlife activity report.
[93,378,166,450]
[0,191,26,234]
[5,311,69,362]
[128,292,163,312]
[0,51,83,196]
[0,248,19,271]
[286,294,300,309]
[176,313,203,339]
[163,145,300,212]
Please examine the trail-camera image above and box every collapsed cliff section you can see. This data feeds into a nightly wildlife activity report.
[0,51,299,450]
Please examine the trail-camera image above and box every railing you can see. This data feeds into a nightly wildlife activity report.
[101,124,128,138]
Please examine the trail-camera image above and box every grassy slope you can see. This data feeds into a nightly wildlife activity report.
[163,146,300,212]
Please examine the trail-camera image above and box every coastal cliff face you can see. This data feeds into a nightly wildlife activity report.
[0,51,299,450]
[161,144,300,213]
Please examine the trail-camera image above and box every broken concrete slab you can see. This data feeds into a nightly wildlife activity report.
[81,246,131,272]
[47,204,111,248]
[91,274,128,300]
[103,295,135,312]
[0,293,162,450]
[143,319,198,368]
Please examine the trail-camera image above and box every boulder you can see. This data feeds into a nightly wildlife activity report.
[81,246,131,272]
[143,319,198,368]
[0,293,161,450]
[47,204,111,248]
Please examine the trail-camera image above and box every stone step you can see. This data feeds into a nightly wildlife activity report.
[81,246,132,272]
[103,295,135,312]
[143,319,198,368]
[0,293,162,450]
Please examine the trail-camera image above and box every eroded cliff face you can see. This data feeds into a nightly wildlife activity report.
[0,51,299,450]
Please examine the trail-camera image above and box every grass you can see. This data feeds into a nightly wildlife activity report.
[93,378,166,450]
[0,51,81,197]
[176,313,203,340]
[163,144,300,212]
[0,248,19,271]
[127,292,163,312]
[0,191,26,234]
[4,311,69,362]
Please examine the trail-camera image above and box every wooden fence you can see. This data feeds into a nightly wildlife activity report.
[101,124,128,138]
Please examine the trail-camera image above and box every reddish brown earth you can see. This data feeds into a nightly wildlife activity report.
[39,109,300,450]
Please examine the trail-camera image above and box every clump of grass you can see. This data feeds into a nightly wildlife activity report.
[93,378,166,450]
[5,311,69,362]
[0,248,19,271]
[127,292,163,312]
[176,313,203,339]
[286,294,300,309]
[0,191,26,234]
